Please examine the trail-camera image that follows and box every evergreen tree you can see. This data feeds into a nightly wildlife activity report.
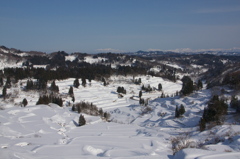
[175,105,180,118]
[158,83,162,91]
[181,76,194,96]
[161,92,165,98]
[2,86,7,98]
[79,114,86,126]
[50,80,59,92]
[138,78,142,84]
[99,108,103,117]
[82,78,86,87]
[139,90,142,98]
[26,79,34,90]
[179,104,185,116]
[103,112,111,121]
[73,78,80,88]
[5,76,11,88]
[197,80,203,90]
[139,98,144,105]
[22,98,28,107]
[201,95,228,125]
[68,86,74,97]
[0,77,3,86]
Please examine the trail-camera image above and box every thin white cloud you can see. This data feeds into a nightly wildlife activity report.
[196,6,240,14]
[96,48,125,53]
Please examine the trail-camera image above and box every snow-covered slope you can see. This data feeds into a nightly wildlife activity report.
[0,75,240,159]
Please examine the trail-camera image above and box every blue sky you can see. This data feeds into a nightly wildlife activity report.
[0,0,240,53]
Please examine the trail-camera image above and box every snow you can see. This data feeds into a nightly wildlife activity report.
[84,56,107,64]
[0,48,9,53]
[0,75,240,158]
[33,65,47,68]
[65,55,76,62]
[0,57,23,70]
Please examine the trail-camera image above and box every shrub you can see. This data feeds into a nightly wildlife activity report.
[22,98,28,107]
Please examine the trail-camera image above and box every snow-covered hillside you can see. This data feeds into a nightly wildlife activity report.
[0,75,240,159]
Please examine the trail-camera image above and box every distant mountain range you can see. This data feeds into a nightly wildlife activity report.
[1,45,240,56]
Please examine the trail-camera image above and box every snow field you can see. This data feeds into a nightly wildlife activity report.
[0,75,240,158]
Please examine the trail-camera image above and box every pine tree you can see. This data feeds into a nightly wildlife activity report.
[5,76,11,88]
[158,83,162,91]
[73,78,80,88]
[181,76,194,96]
[175,105,180,118]
[103,112,110,121]
[26,79,34,90]
[50,80,59,92]
[197,80,203,90]
[0,77,3,86]
[79,114,86,126]
[138,78,142,84]
[22,98,28,107]
[179,104,185,116]
[82,78,86,87]
[2,86,7,98]
[161,92,165,98]
[68,86,74,97]
[139,98,144,105]
[99,108,103,117]
[139,90,142,98]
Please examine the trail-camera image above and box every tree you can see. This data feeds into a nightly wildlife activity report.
[197,80,203,90]
[139,98,144,105]
[201,95,228,125]
[26,79,34,90]
[22,98,28,107]
[99,108,103,117]
[0,77,3,86]
[82,78,86,87]
[5,76,11,88]
[161,92,165,98]
[138,78,142,84]
[2,86,7,98]
[175,105,180,118]
[68,86,74,97]
[79,114,86,126]
[103,112,111,121]
[117,86,126,94]
[73,78,80,88]
[139,90,142,98]
[181,76,194,96]
[158,83,162,91]
[50,80,59,92]
[179,104,185,116]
